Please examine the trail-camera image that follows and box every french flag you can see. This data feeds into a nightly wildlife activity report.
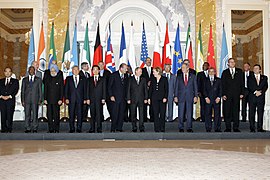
[119,22,127,65]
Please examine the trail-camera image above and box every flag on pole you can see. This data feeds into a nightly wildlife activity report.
[61,23,71,79]
[172,23,183,74]
[140,22,148,68]
[81,22,91,67]
[48,22,57,69]
[27,27,35,71]
[185,23,194,69]
[219,24,229,77]
[119,22,127,65]
[37,22,46,72]
[162,22,171,69]
[70,22,79,75]
[105,22,116,73]
[153,22,161,68]
[93,23,102,66]
[207,24,216,69]
[196,23,204,72]
[128,21,137,73]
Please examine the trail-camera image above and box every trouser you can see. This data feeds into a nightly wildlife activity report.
[47,104,60,131]
[199,96,206,122]
[25,103,39,131]
[0,100,15,132]
[130,101,145,131]
[241,88,249,121]
[152,99,166,132]
[178,100,193,130]
[90,100,102,132]
[249,98,265,131]
[111,101,126,131]
[205,102,221,131]
[223,95,240,130]
[68,103,83,131]
[166,97,174,122]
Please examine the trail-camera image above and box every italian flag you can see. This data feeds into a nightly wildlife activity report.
[81,22,91,68]
[185,23,194,69]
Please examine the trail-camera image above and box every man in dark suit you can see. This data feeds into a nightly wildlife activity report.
[177,59,196,76]
[21,66,42,133]
[163,64,176,122]
[44,64,64,133]
[141,57,154,122]
[87,65,106,133]
[65,66,87,133]
[197,62,209,122]
[127,67,148,132]
[221,58,244,132]
[108,63,128,132]
[0,67,19,133]
[242,62,253,122]
[248,64,268,132]
[98,61,112,121]
[79,62,90,121]
[174,63,198,132]
[203,67,222,132]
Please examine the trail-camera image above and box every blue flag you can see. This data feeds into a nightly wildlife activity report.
[219,25,229,77]
[70,22,78,75]
[27,27,35,71]
[140,22,148,68]
[119,22,127,65]
[172,24,183,74]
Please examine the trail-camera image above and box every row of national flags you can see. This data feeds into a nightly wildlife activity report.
[27,22,229,77]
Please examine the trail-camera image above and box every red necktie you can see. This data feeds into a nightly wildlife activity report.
[184,73,188,86]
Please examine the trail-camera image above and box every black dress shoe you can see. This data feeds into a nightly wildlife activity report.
[110,130,116,133]
[140,130,145,132]
[97,131,102,133]
[224,129,231,132]
[55,130,59,133]
[161,130,165,132]
[25,130,31,133]
[215,130,222,132]
[258,129,266,133]
[250,129,256,133]
[233,129,241,132]
[179,129,184,132]
[1,130,6,133]
[116,130,123,132]
[33,130,38,133]
[132,129,137,132]
[206,130,211,132]
[47,130,54,133]
[187,129,193,133]
[7,130,12,133]
[88,130,95,133]
[76,130,82,133]
[69,130,75,133]
[155,130,160,133]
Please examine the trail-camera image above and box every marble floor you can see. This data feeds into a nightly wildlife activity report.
[0,140,270,179]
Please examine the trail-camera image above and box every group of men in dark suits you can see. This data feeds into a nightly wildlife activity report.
[0,56,268,133]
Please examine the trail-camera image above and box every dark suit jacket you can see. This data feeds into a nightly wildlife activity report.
[197,71,208,95]
[21,76,42,104]
[243,71,254,88]
[43,69,63,84]
[174,72,198,103]
[247,74,268,103]
[149,76,168,101]
[221,68,244,97]
[142,67,154,85]
[79,70,90,79]
[100,69,111,100]
[127,76,148,103]
[64,75,87,104]
[177,68,196,77]
[44,73,64,104]
[108,71,128,103]
[0,78,19,105]
[203,76,222,102]
[87,76,106,102]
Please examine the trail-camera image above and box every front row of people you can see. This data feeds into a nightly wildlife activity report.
[0,58,268,133]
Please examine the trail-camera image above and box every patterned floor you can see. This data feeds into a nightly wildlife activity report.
[0,148,270,179]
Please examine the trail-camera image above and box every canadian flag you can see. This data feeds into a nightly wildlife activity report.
[162,23,171,69]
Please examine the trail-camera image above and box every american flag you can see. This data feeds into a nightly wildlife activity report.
[140,22,148,68]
